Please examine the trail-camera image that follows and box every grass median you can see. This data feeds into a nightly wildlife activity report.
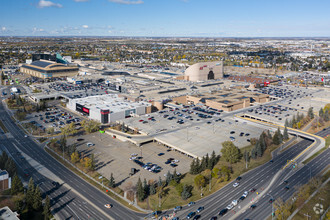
[44,147,144,213]
[303,135,330,164]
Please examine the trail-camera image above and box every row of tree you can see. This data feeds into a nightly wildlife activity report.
[0,151,17,177]
[284,111,309,129]
[136,169,183,202]
[189,151,220,175]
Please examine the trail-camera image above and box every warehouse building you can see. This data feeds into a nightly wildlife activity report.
[20,60,79,79]
[67,94,152,124]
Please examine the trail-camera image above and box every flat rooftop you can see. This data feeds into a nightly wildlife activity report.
[70,94,151,112]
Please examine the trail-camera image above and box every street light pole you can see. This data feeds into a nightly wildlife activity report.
[267,193,275,220]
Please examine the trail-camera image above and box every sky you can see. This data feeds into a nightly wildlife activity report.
[0,0,330,37]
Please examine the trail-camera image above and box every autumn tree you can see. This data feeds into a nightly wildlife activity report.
[194,174,206,189]
[221,141,241,164]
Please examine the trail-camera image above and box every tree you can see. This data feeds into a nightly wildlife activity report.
[11,175,24,195]
[81,120,101,133]
[208,150,217,170]
[149,183,156,195]
[143,178,149,197]
[109,173,115,188]
[194,174,206,189]
[61,122,77,137]
[165,170,172,185]
[43,196,51,220]
[307,107,314,119]
[277,127,283,144]
[220,165,231,181]
[33,185,42,211]
[70,150,80,163]
[190,159,196,174]
[195,158,201,174]
[221,141,241,164]
[136,178,145,201]
[283,126,289,140]
[251,148,257,159]
[173,169,180,183]
[255,141,263,157]
[284,118,289,127]
[0,151,9,168]
[181,184,192,200]
[200,156,207,172]
[274,198,292,220]
[319,107,324,118]
[26,178,35,208]
[5,158,16,176]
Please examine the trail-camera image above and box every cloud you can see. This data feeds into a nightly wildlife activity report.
[1,27,7,31]
[37,0,63,8]
[82,25,89,29]
[74,0,89,2]
[108,0,144,5]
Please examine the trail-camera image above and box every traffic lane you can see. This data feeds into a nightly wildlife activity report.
[178,133,320,219]
[238,149,330,220]
[177,138,313,219]
[0,139,84,220]
[0,110,145,219]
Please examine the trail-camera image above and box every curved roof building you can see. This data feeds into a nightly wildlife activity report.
[20,60,78,79]
[184,61,224,82]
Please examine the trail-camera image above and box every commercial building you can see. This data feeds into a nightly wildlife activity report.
[67,94,152,124]
[0,170,11,191]
[20,60,78,79]
[182,61,224,82]
[173,89,269,111]
[0,206,19,220]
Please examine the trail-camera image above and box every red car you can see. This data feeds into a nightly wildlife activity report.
[139,120,144,122]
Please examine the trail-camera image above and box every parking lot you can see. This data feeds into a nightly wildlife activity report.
[65,133,192,189]
[242,86,329,126]
[24,106,84,134]
[122,105,266,158]
[36,81,115,99]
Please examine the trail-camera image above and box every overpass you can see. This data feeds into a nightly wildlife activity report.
[236,114,325,168]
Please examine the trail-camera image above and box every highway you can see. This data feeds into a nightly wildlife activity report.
[0,99,145,219]
[172,128,329,220]
[236,129,330,220]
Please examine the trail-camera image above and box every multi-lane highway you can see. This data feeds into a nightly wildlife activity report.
[171,128,329,220]
[0,99,145,219]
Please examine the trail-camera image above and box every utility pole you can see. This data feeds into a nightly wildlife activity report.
[303,213,311,220]
[267,193,275,220]
[209,173,211,191]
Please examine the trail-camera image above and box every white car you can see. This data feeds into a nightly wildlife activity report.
[231,200,238,206]
[233,182,239,187]
[226,204,234,210]
[131,153,138,157]
[24,135,28,138]
[242,191,249,197]
[86,142,95,147]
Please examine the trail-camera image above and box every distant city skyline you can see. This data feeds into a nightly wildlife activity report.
[1,0,330,37]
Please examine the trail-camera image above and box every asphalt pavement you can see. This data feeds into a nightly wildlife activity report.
[0,99,146,220]
[172,128,329,220]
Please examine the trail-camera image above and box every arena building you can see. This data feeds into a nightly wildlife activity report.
[67,94,152,124]
[181,61,224,82]
[20,60,79,79]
